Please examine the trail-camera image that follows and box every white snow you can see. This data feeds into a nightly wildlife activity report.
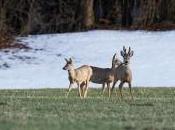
[0,30,175,89]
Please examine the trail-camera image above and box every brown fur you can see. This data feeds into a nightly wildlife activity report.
[111,46,134,99]
[63,58,92,98]
[90,53,122,97]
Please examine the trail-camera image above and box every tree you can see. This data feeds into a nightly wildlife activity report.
[82,0,95,28]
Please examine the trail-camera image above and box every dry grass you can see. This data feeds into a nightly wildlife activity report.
[0,31,29,50]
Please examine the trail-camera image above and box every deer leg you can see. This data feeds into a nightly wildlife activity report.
[128,82,134,100]
[66,83,73,97]
[84,81,89,98]
[107,82,111,98]
[78,83,82,98]
[102,83,106,95]
[119,81,124,98]
[111,80,118,95]
[80,82,85,97]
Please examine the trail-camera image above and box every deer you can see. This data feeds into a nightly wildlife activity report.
[111,46,134,99]
[62,58,92,98]
[90,53,122,97]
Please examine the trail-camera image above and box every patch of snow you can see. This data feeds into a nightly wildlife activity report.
[0,30,175,89]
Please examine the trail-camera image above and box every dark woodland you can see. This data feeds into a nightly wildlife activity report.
[0,0,175,35]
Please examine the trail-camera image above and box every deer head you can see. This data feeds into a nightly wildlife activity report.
[120,46,134,65]
[63,58,74,70]
[112,53,122,68]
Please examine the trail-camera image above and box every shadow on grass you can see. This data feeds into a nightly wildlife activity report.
[0,102,8,106]
[129,102,154,107]
[124,126,135,130]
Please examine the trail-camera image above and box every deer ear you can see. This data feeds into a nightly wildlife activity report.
[112,53,116,66]
[112,53,116,61]
[65,58,68,62]
[120,51,124,57]
[69,58,72,63]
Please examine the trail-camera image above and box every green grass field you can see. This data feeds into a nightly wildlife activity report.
[0,88,174,130]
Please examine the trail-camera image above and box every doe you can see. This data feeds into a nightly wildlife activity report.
[63,58,92,98]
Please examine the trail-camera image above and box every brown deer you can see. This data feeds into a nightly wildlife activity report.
[63,58,92,98]
[111,46,134,99]
[90,53,122,97]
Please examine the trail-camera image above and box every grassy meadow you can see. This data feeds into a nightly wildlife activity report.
[0,88,174,130]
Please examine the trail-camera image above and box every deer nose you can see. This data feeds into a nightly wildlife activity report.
[125,61,128,64]
[62,67,66,70]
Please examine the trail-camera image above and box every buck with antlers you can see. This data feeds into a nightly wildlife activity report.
[111,46,134,99]
[63,58,92,98]
[90,53,122,97]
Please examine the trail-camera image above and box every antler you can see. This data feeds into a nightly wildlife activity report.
[123,46,127,53]
[128,47,131,53]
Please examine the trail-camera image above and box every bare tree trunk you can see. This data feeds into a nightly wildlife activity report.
[82,0,95,28]
[0,0,7,31]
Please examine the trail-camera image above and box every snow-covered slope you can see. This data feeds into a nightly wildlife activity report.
[0,30,175,89]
